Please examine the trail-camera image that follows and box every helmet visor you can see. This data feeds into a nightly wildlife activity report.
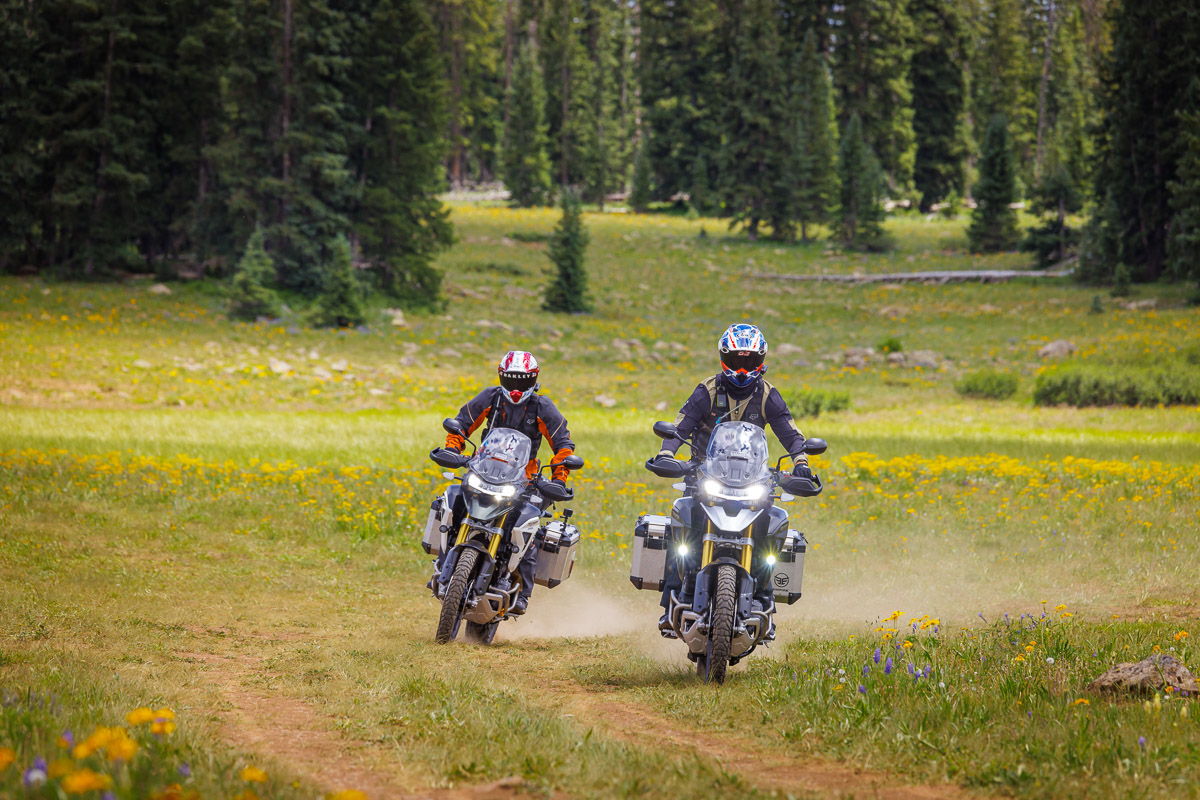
[721,349,764,374]
[499,371,538,393]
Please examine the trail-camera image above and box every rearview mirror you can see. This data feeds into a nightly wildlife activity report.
[556,454,585,471]
[652,421,678,440]
[803,437,828,456]
[442,418,465,437]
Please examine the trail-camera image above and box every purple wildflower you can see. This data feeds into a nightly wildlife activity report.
[61,729,74,748]
[858,685,867,695]
[923,665,932,678]
[908,662,915,676]
[179,763,192,778]
[1138,736,1146,751]
[874,648,881,664]
[979,612,987,623]
[103,793,116,800]
[885,657,893,675]
[862,664,870,677]
[24,757,48,788]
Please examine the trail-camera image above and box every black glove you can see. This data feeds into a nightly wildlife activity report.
[792,463,813,480]
[552,478,566,487]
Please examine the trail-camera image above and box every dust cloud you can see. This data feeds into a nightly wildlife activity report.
[502,579,647,640]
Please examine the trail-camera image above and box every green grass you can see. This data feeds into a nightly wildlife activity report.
[2,204,1199,799]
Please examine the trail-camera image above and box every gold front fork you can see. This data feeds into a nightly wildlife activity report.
[487,533,502,558]
[455,522,470,546]
[701,539,714,568]
[740,540,753,571]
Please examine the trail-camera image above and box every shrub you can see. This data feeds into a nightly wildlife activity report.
[312,235,366,328]
[543,191,592,313]
[876,336,903,354]
[784,388,851,418]
[227,228,280,321]
[1034,364,1200,407]
[956,369,1019,400]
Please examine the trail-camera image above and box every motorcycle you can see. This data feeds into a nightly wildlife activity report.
[423,418,584,645]
[632,420,826,683]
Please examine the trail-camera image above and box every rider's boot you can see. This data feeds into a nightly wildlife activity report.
[511,594,529,616]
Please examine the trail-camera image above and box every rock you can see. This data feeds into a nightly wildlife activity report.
[886,352,907,365]
[308,350,320,360]
[312,367,333,380]
[1038,339,1076,359]
[1122,298,1158,311]
[132,359,153,369]
[844,355,868,369]
[909,350,940,368]
[844,346,876,360]
[439,347,461,359]
[594,394,618,408]
[330,358,349,372]
[269,358,292,375]
[369,388,388,396]
[1087,654,1198,696]
[149,283,172,295]
[775,343,804,355]
[612,338,645,355]
[654,401,669,412]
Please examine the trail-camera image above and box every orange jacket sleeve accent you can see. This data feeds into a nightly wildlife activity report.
[445,408,489,450]
[549,446,574,482]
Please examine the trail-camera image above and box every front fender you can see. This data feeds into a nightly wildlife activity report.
[692,559,756,620]
[439,540,495,585]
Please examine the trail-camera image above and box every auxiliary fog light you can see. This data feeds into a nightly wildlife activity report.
[677,544,689,557]
[765,554,777,566]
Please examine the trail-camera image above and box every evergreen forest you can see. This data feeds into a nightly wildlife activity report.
[2,0,1199,312]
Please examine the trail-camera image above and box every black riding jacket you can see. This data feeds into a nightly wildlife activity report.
[660,374,808,465]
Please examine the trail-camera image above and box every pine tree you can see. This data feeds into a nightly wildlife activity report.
[834,0,917,196]
[1021,164,1081,267]
[639,0,723,201]
[349,0,452,309]
[720,0,784,241]
[228,229,281,320]
[1167,107,1200,286]
[629,139,653,212]
[313,235,366,328]
[910,0,967,212]
[783,30,838,242]
[502,40,552,207]
[972,0,1036,193]
[690,150,712,216]
[1090,0,1200,281]
[1078,189,1122,285]
[968,114,1020,252]
[543,191,592,313]
[836,114,887,249]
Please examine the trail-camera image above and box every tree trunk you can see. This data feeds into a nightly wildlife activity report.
[281,0,293,226]
[560,0,570,188]
[504,0,515,115]
[1035,0,1057,178]
[87,0,120,276]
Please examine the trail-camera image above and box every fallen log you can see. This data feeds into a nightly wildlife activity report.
[748,266,1074,284]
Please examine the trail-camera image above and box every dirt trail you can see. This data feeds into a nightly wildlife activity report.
[549,683,971,800]
[176,648,538,800]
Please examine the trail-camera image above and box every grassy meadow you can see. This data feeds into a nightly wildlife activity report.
[2,204,1199,799]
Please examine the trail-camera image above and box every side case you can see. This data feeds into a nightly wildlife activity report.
[421,493,453,556]
[770,529,806,604]
[630,514,671,590]
[535,520,580,588]
[768,527,806,604]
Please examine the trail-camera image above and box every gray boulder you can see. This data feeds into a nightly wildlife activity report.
[909,350,940,368]
[1038,339,1075,359]
[1087,654,1198,696]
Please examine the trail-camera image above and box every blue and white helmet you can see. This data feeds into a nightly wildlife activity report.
[718,324,767,388]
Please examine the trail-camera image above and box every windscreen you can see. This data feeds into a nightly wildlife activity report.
[704,422,770,487]
[469,429,532,484]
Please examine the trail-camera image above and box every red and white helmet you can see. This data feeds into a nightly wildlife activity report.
[498,350,540,405]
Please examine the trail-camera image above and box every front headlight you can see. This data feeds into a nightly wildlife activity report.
[466,473,517,498]
[702,479,769,502]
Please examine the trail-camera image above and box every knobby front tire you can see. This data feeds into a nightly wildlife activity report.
[436,548,479,644]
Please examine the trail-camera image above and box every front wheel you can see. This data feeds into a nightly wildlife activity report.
[435,548,479,644]
[701,564,737,684]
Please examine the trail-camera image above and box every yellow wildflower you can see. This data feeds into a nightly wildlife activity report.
[328,791,370,800]
[154,707,176,721]
[1054,604,1067,611]
[126,707,156,726]
[62,768,113,794]
[1175,631,1190,642]
[151,720,176,736]
[903,641,914,649]
[1013,655,1025,663]
[1073,698,1090,706]
[235,791,260,800]
[241,766,269,783]
[106,734,138,763]
[0,747,15,770]
[49,758,76,778]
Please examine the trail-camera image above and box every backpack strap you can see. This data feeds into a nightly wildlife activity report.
[759,378,775,420]
[485,387,504,432]
[524,394,541,438]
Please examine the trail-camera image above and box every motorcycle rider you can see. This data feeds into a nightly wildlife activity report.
[647,323,818,629]
[436,350,575,615]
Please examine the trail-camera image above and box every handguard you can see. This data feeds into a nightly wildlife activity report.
[645,454,687,479]
[430,447,469,469]
[779,472,823,497]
